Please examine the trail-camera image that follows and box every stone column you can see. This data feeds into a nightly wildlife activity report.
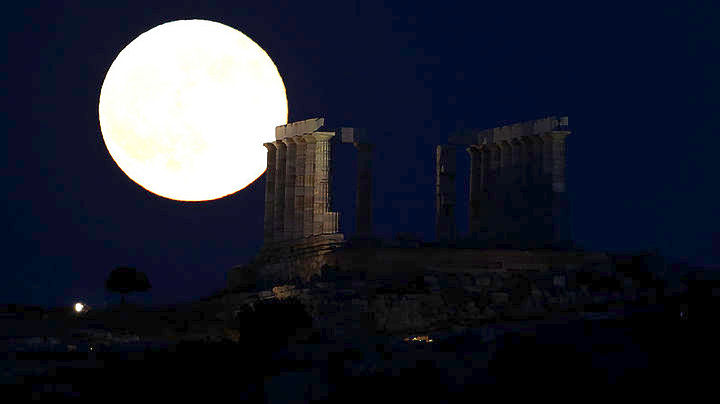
[498,140,513,182]
[510,138,524,185]
[488,144,501,181]
[518,136,534,185]
[303,134,316,238]
[527,135,544,185]
[467,146,482,240]
[283,138,297,241]
[542,130,571,247]
[312,132,335,235]
[356,142,374,238]
[273,141,287,241]
[436,145,456,242]
[488,144,502,244]
[262,142,277,245]
[542,132,569,193]
[294,137,306,240]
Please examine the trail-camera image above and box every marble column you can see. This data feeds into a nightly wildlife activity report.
[519,136,535,185]
[436,145,456,242]
[488,144,501,185]
[294,137,306,240]
[356,142,374,238]
[303,134,316,238]
[467,145,483,240]
[312,132,335,235]
[488,144,502,244]
[527,135,544,185]
[542,132,569,193]
[498,140,513,183]
[542,130,571,247]
[510,138,524,185]
[262,142,277,244]
[283,138,297,241]
[273,141,287,241]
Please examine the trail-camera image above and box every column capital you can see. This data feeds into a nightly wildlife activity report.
[281,137,297,145]
[307,131,335,142]
[544,130,571,139]
[263,142,277,151]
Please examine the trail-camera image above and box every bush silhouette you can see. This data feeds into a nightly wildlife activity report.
[105,266,151,304]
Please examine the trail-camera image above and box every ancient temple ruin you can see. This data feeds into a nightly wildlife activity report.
[436,116,571,248]
[262,118,341,246]
[242,118,374,285]
[224,114,662,338]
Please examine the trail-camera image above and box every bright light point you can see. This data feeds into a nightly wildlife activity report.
[74,302,84,313]
[99,20,288,201]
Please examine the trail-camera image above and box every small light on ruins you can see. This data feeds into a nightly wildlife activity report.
[74,302,84,313]
[404,335,432,343]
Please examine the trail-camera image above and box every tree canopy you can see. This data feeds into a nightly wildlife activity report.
[105,267,151,303]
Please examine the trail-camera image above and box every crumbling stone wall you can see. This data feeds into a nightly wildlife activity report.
[225,265,656,337]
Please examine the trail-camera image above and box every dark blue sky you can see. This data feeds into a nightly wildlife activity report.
[3,1,718,308]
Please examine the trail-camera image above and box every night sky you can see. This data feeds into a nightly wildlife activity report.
[3,1,719,309]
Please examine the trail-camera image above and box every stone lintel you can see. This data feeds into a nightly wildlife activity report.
[449,115,570,145]
[276,117,326,140]
[308,131,335,142]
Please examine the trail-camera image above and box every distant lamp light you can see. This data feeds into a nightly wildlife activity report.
[74,302,84,313]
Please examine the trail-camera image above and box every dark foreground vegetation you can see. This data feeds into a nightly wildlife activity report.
[2,293,716,400]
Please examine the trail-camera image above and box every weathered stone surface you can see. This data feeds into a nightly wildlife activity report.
[453,116,572,248]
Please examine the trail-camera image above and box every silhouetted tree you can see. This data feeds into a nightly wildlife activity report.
[105,266,151,305]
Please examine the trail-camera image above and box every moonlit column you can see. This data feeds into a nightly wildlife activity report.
[273,140,286,241]
[294,137,306,240]
[436,145,456,242]
[312,132,335,235]
[283,138,297,241]
[303,134,316,237]
[262,142,276,244]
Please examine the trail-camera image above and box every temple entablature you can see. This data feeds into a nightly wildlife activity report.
[448,116,569,145]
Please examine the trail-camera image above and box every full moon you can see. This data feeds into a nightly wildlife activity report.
[99,20,287,201]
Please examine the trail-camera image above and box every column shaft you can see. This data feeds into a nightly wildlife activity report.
[313,133,335,234]
[542,132,569,192]
[467,146,481,239]
[499,141,512,183]
[294,138,306,240]
[541,131,571,246]
[262,143,277,245]
[435,145,456,242]
[303,135,316,237]
[510,139,523,185]
[273,141,287,241]
[283,139,297,240]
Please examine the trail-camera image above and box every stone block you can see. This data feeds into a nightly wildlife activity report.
[276,117,325,140]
